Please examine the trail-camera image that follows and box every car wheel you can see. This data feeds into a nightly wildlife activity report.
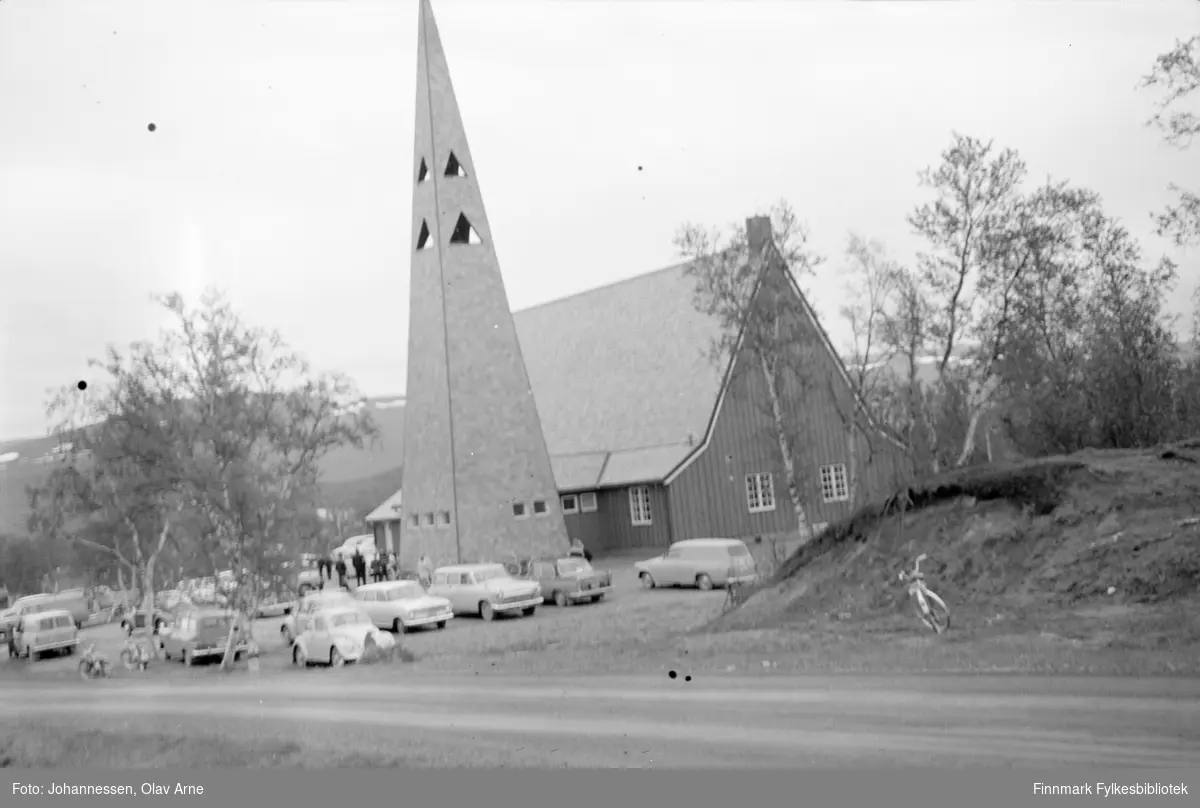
[393,618,407,634]
[330,647,345,668]
[293,644,308,668]
[522,606,536,617]
[553,590,569,607]
[591,594,603,603]
[639,572,656,590]
[479,602,495,621]
[696,574,714,591]
[436,620,447,629]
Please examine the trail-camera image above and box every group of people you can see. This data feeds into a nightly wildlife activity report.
[314,549,402,590]
[310,539,592,593]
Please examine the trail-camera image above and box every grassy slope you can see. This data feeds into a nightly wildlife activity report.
[701,442,1200,674]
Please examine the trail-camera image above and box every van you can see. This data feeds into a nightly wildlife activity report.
[633,538,759,590]
[9,608,80,661]
[334,534,378,567]
[0,591,90,649]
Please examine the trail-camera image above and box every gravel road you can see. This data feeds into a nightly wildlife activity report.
[3,673,1198,768]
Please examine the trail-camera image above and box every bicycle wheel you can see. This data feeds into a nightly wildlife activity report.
[920,590,951,634]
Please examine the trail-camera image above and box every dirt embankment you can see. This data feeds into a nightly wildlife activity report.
[717,444,1200,660]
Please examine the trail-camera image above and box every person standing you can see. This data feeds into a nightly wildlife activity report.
[352,549,367,588]
[318,553,333,585]
[335,554,348,590]
[418,554,434,588]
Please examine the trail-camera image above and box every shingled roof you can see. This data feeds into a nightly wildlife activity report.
[513,262,726,491]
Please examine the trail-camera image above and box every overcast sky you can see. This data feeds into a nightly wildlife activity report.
[1,0,1197,441]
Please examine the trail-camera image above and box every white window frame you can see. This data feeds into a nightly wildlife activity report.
[512,501,528,519]
[532,499,549,516]
[745,472,776,513]
[629,486,652,526]
[820,463,850,503]
[579,492,598,513]
[560,494,579,514]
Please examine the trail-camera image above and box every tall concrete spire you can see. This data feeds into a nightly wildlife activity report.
[399,0,570,567]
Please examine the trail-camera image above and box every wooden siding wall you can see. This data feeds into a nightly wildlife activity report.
[668,363,797,541]
[563,508,606,553]
[669,268,912,540]
[593,486,673,551]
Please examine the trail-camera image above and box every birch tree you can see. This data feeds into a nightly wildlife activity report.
[32,346,192,659]
[1141,32,1200,248]
[152,290,377,670]
[674,200,828,537]
[907,132,1028,470]
[839,233,903,408]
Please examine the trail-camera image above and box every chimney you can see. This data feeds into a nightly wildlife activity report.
[746,215,773,256]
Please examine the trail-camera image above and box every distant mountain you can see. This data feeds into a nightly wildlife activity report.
[0,396,407,537]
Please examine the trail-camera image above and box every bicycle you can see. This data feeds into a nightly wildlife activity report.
[120,636,151,671]
[898,553,950,634]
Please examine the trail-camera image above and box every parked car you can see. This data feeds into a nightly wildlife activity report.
[161,607,249,666]
[120,605,178,637]
[634,538,759,590]
[280,590,359,645]
[9,608,80,661]
[296,568,322,596]
[427,564,542,621]
[290,606,395,668]
[353,580,453,633]
[255,596,291,619]
[1,591,89,648]
[332,533,379,569]
[517,557,613,607]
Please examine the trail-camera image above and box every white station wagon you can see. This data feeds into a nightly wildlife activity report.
[427,563,542,621]
[354,580,454,633]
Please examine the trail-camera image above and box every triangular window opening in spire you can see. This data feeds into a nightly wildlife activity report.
[444,152,467,178]
[417,158,429,183]
[416,220,432,251]
[449,214,482,246]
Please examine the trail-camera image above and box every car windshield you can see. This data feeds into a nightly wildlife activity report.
[386,584,423,601]
[726,544,750,557]
[556,559,591,575]
[200,617,231,631]
[473,567,508,582]
[330,611,367,627]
